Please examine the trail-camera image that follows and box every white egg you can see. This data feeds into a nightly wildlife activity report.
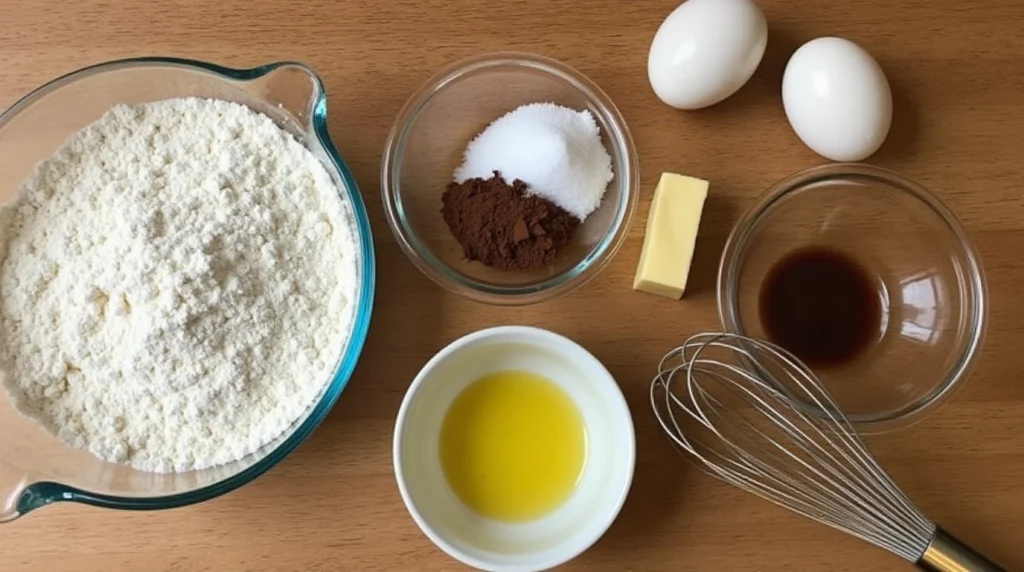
[648,0,768,110]
[782,37,893,162]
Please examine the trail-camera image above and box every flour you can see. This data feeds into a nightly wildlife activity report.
[0,97,359,473]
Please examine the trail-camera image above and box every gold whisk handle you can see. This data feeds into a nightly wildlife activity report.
[917,528,1007,572]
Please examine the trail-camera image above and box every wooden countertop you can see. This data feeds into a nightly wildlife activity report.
[2,1,1022,570]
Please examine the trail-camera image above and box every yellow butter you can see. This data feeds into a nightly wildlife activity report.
[633,172,709,299]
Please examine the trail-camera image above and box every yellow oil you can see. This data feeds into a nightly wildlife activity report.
[439,370,587,522]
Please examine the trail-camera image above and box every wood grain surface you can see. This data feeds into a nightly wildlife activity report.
[2,0,1023,570]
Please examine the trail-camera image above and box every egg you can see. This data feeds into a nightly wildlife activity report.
[782,37,893,162]
[648,0,768,110]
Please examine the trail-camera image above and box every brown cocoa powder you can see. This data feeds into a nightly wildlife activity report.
[441,172,580,271]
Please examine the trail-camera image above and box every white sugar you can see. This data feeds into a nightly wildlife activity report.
[453,102,614,221]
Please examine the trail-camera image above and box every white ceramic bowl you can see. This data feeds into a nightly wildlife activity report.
[393,326,635,572]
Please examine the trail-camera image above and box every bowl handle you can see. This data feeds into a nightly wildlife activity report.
[0,461,31,522]
[244,63,326,140]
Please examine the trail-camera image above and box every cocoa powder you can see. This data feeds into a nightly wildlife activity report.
[441,172,580,271]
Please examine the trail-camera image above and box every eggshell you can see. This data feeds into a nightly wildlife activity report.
[782,37,893,162]
[648,0,768,110]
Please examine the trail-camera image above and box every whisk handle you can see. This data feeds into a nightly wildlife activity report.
[917,528,1006,572]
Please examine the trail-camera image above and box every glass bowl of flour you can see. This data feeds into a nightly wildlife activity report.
[0,57,375,520]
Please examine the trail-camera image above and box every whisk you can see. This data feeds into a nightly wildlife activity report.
[650,332,1006,572]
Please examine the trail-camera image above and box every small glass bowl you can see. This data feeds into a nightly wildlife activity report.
[381,53,638,305]
[718,164,987,433]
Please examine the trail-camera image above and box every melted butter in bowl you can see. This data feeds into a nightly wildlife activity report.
[393,326,634,572]
[440,369,587,523]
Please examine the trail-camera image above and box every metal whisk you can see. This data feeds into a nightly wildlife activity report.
[650,332,1006,572]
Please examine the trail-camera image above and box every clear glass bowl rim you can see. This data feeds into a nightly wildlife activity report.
[380,51,639,305]
[0,56,377,515]
[716,163,987,433]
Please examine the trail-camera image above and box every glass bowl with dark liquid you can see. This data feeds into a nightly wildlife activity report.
[718,164,987,433]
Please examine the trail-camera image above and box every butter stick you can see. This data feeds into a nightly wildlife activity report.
[633,172,709,299]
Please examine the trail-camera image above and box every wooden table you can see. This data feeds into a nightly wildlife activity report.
[2,0,1022,570]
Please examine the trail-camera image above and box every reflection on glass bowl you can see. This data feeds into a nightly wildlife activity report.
[718,163,986,433]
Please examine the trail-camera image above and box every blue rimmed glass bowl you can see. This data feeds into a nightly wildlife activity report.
[0,57,375,521]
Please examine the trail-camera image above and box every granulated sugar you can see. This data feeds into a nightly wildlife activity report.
[0,97,359,473]
[453,103,614,221]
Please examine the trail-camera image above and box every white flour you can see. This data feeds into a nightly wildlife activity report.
[0,97,359,473]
